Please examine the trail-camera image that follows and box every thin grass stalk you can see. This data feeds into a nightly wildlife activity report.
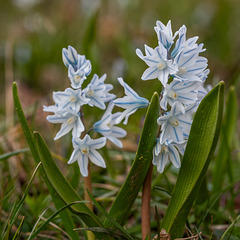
[141,163,153,240]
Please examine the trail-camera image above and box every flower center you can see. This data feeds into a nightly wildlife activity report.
[81,146,89,155]
[157,61,167,70]
[178,67,187,74]
[161,145,169,154]
[73,75,82,83]
[69,95,77,102]
[67,116,75,124]
[169,117,179,127]
[86,89,95,97]
[169,90,178,99]
[106,123,112,128]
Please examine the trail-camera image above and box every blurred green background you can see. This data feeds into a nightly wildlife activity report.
[1,0,240,113]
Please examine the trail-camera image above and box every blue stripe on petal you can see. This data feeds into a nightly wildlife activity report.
[173,127,179,142]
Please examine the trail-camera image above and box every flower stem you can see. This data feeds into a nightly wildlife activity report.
[84,164,93,211]
[84,164,95,240]
[141,162,153,240]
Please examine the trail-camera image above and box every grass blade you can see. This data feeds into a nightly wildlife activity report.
[10,162,41,227]
[220,214,240,240]
[105,92,160,226]
[29,201,88,240]
[12,216,25,240]
[0,148,29,161]
[161,82,224,238]
[87,189,134,240]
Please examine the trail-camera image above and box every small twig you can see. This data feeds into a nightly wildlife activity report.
[175,232,202,240]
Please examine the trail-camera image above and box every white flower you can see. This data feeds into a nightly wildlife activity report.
[95,74,116,102]
[171,25,205,58]
[154,20,178,49]
[43,92,62,113]
[113,78,149,125]
[68,135,106,177]
[93,102,127,147]
[62,45,78,69]
[83,74,115,110]
[51,88,89,112]
[197,68,210,82]
[158,102,197,144]
[46,108,84,140]
[62,46,92,89]
[153,139,185,173]
[174,47,208,82]
[160,79,200,110]
[136,44,178,86]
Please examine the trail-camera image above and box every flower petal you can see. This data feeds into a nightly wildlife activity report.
[89,149,106,168]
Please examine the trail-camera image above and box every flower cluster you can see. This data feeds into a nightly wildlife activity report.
[137,20,210,173]
[44,46,149,176]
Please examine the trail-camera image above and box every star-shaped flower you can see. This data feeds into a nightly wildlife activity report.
[62,46,92,89]
[160,79,200,110]
[93,102,127,147]
[136,44,178,86]
[174,47,208,82]
[113,78,149,125]
[46,108,84,140]
[83,74,115,110]
[68,135,106,177]
[158,102,197,143]
[153,139,185,173]
[52,88,89,112]
[154,20,178,49]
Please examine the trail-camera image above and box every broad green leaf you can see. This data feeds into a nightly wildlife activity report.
[105,92,160,226]
[161,82,224,238]
[35,132,113,240]
[212,86,237,197]
[12,82,80,240]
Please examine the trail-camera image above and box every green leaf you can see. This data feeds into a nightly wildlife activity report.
[105,92,160,226]
[161,82,225,238]
[12,82,80,240]
[35,131,113,240]
[212,86,238,197]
